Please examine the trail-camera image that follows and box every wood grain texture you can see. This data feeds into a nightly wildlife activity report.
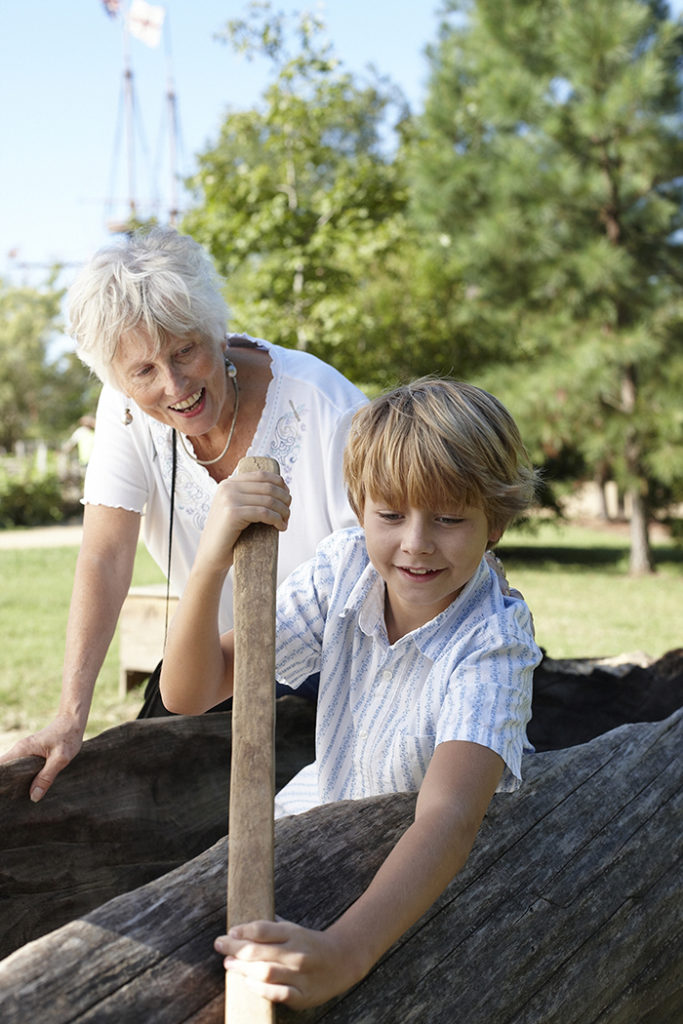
[227,455,279,1023]
[1,707,680,1023]
[0,697,315,959]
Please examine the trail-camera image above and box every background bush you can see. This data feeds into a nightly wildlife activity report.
[0,471,66,528]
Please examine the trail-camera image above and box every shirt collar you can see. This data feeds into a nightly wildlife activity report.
[339,551,491,652]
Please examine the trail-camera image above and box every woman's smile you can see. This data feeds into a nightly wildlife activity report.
[169,388,206,415]
[112,332,230,436]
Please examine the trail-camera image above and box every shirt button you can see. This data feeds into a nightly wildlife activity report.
[382,670,392,681]
[359,729,368,739]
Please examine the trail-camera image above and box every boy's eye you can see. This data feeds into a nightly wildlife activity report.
[437,515,465,525]
[378,511,403,522]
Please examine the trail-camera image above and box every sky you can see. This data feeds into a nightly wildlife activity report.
[0,0,442,286]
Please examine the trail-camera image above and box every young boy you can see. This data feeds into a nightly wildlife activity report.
[160,377,542,1011]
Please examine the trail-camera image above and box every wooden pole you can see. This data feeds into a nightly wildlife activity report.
[226,456,279,1023]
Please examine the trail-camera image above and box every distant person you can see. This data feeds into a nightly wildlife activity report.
[160,376,542,1010]
[65,415,96,466]
[0,227,367,801]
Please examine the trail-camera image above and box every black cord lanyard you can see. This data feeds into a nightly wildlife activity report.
[163,429,177,650]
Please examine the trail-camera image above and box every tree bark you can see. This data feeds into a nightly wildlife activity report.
[628,481,654,574]
[0,708,680,1024]
[620,363,654,575]
[0,696,315,959]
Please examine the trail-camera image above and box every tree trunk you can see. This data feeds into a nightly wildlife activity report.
[620,363,654,575]
[0,707,680,1022]
[628,482,654,574]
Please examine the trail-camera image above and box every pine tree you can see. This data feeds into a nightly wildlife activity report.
[412,0,683,573]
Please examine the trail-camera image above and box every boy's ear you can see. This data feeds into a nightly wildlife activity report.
[488,527,503,547]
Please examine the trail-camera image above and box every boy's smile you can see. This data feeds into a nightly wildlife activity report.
[362,497,501,643]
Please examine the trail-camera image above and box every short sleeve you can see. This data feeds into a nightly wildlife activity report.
[436,626,538,792]
[83,386,152,513]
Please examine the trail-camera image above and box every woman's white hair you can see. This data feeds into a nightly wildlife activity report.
[67,227,229,387]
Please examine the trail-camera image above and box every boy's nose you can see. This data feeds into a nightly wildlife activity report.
[401,518,434,554]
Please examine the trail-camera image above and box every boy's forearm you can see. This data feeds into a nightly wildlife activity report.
[160,566,234,713]
[325,804,476,986]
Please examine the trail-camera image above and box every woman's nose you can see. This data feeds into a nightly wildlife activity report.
[160,362,185,393]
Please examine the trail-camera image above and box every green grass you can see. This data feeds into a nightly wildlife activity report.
[497,520,683,661]
[0,544,164,743]
[0,522,681,746]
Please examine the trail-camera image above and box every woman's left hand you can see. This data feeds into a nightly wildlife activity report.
[215,918,362,1010]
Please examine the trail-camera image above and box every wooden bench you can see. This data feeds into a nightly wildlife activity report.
[118,585,179,697]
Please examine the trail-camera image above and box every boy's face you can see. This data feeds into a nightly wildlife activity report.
[362,496,501,640]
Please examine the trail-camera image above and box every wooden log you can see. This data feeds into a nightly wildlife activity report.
[0,649,680,961]
[0,696,315,959]
[1,708,680,1023]
[529,647,683,751]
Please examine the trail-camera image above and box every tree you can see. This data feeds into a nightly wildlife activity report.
[181,2,412,386]
[0,276,98,450]
[411,0,683,573]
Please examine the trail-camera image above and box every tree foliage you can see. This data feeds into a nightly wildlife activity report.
[0,276,99,450]
[182,2,413,387]
[410,0,683,571]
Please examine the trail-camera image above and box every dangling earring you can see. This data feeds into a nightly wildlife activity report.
[122,401,133,426]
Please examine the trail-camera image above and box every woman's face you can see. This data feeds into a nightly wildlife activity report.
[112,330,229,435]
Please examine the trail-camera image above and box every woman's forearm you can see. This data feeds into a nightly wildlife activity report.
[59,505,140,730]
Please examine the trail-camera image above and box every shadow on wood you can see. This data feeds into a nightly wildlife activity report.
[0,702,680,1023]
[0,696,315,959]
[529,647,683,751]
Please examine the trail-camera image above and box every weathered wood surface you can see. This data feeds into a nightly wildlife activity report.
[0,650,681,963]
[0,706,680,1023]
[229,454,279,1023]
[528,646,683,751]
[0,696,315,959]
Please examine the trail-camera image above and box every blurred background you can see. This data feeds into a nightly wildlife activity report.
[0,0,682,740]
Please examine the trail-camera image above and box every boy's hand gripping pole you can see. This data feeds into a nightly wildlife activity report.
[226,456,278,1024]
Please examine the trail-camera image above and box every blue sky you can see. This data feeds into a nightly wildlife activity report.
[2,1,682,289]
[0,1,441,283]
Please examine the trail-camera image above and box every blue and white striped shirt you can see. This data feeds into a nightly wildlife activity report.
[274,527,541,817]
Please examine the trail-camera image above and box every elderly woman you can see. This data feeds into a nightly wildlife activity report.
[2,228,366,802]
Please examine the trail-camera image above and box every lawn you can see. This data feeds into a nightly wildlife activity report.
[498,519,683,661]
[0,520,681,747]
[0,542,164,745]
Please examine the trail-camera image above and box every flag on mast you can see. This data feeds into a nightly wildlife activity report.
[127,0,166,48]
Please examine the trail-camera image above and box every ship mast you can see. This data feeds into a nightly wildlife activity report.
[105,0,179,234]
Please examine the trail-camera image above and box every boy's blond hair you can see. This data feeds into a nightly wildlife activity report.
[343,377,538,534]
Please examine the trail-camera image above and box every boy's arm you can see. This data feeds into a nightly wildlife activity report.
[159,470,290,714]
[217,740,503,1009]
